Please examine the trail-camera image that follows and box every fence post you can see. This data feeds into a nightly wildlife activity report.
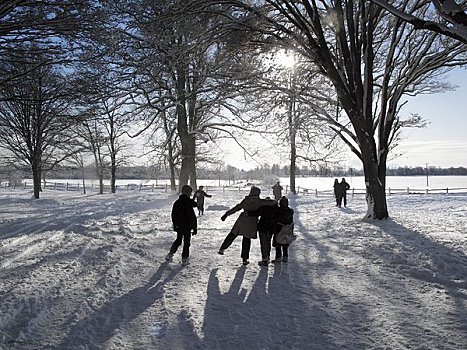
[139,183,142,191]
[389,187,391,195]
[407,187,409,194]
[352,188,354,197]
[66,182,69,191]
[426,188,428,194]
[446,187,449,194]
[315,189,318,196]
[238,186,240,193]
[152,183,154,192]
[165,184,168,192]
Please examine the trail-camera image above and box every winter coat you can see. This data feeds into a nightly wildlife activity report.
[272,183,283,200]
[333,181,341,197]
[341,181,350,193]
[257,204,279,233]
[171,194,197,232]
[275,207,294,233]
[225,195,277,239]
[193,189,212,208]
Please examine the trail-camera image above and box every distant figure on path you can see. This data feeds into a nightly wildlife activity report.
[218,186,276,265]
[272,181,283,201]
[340,178,351,207]
[333,179,342,207]
[193,185,212,216]
[166,185,197,266]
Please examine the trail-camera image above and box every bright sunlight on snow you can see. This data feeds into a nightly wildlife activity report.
[0,186,466,349]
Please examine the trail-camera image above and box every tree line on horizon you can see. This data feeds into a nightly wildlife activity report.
[0,1,466,219]
[2,164,466,187]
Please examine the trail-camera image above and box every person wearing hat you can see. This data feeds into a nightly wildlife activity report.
[218,186,276,265]
[166,184,198,266]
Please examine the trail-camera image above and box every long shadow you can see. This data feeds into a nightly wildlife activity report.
[196,265,337,349]
[288,195,340,277]
[366,219,467,322]
[0,193,176,240]
[56,262,182,349]
[372,219,467,290]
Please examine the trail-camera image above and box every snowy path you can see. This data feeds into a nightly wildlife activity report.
[0,190,466,349]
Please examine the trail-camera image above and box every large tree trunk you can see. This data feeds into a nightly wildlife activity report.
[176,63,191,193]
[289,99,297,195]
[110,154,116,193]
[188,138,197,190]
[32,162,41,199]
[361,146,389,219]
[167,145,177,192]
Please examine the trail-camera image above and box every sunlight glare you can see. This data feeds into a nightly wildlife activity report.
[276,50,296,68]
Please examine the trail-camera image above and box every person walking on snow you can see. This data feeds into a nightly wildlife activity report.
[255,199,279,266]
[333,178,342,207]
[340,178,351,207]
[272,181,283,201]
[272,196,294,263]
[166,185,197,266]
[218,186,276,265]
[193,185,212,216]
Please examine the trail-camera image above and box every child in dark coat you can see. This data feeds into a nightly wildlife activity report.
[166,185,197,265]
[256,199,279,266]
[272,196,294,263]
[193,185,212,216]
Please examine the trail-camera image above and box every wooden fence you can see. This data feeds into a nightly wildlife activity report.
[290,186,467,196]
[2,181,466,196]
[2,181,169,193]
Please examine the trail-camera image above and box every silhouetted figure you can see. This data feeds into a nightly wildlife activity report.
[166,185,197,266]
[193,185,212,216]
[256,199,279,266]
[340,178,350,207]
[272,181,283,201]
[218,186,276,265]
[333,178,342,207]
[272,196,294,263]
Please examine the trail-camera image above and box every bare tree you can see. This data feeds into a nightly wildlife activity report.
[202,0,466,218]
[0,55,79,199]
[77,113,109,195]
[369,0,467,44]
[0,1,104,86]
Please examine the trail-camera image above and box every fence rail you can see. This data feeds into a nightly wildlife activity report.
[1,181,467,196]
[291,186,467,196]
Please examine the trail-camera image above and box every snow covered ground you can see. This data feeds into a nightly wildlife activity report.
[0,188,466,349]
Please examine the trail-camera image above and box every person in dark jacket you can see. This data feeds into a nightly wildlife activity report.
[218,186,276,265]
[333,178,342,207]
[166,185,197,265]
[256,199,279,266]
[193,185,212,216]
[272,196,294,263]
[272,181,283,201]
[340,178,351,207]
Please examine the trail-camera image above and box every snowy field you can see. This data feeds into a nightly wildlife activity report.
[0,188,466,349]
[11,175,467,192]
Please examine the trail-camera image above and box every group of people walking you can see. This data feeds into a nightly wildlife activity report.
[166,183,294,266]
[333,178,350,207]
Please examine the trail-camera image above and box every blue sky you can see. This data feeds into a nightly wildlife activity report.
[390,67,467,168]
